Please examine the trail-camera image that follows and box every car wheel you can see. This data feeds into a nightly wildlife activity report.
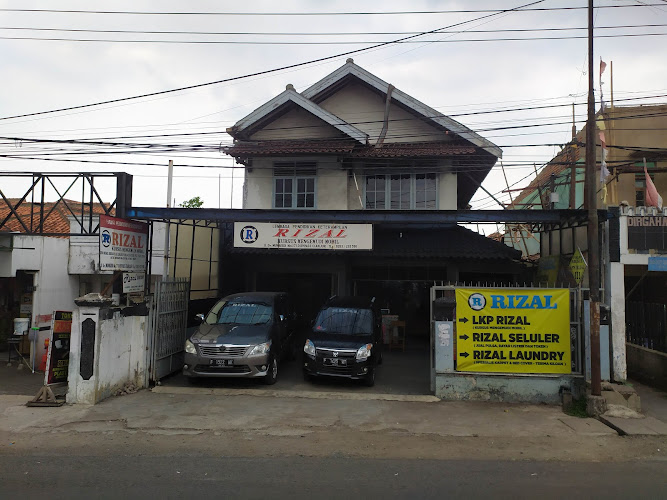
[363,368,375,387]
[264,356,278,385]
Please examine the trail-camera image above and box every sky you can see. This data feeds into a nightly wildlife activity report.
[1,0,666,226]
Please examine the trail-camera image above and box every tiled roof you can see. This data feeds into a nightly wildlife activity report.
[350,142,476,158]
[0,198,113,237]
[224,140,477,159]
[223,139,357,156]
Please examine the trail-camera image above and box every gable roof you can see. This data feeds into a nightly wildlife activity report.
[302,59,502,158]
[228,86,368,144]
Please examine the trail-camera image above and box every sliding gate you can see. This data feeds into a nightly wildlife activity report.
[149,278,190,384]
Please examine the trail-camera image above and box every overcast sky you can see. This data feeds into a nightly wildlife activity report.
[1,0,666,222]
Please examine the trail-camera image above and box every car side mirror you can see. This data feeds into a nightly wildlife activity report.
[195,313,205,324]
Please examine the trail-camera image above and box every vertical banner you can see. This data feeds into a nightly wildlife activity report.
[455,288,571,374]
[44,311,72,385]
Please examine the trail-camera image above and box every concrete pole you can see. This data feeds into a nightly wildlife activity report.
[586,0,602,397]
[162,160,173,280]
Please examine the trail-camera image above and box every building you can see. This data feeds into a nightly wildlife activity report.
[505,104,667,384]
[222,58,525,354]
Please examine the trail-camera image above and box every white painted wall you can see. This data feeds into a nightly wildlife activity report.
[438,172,458,210]
[68,306,148,404]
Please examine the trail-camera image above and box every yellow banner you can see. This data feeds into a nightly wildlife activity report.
[455,288,571,374]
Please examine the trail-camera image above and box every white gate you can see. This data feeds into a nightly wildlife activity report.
[149,278,189,384]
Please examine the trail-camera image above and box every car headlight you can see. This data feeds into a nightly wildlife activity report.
[249,341,271,356]
[356,343,372,361]
[185,339,197,354]
[303,339,315,357]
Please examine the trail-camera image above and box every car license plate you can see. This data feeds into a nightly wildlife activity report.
[324,358,347,366]
[211,359,234,366]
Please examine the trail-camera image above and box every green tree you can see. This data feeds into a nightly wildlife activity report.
[178,196,204,208]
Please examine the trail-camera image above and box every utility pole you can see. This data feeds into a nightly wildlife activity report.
[586,0,602,397]
[162,159,173,280]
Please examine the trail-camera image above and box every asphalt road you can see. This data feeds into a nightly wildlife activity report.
[2,455,666,499]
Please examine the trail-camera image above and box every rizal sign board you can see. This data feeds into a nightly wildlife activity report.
[99,215,148,272]
[455,288,571,374]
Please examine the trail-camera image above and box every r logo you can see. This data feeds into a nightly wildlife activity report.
[101,230,111,247]
[468,293,486,311]
[240,225,258,244]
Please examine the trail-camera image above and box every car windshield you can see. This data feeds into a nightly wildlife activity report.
[314,307,373,334]
[211,301,273,325]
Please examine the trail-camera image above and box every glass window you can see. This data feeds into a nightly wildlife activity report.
[415,173,437,209]
[390,174,411,209]
[273,162,316,209]
[365,175,386,209]
[365,171,437,209]
[314,307,373,334]
[217,302,273,325]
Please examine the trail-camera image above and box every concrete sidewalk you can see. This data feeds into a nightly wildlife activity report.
[1,386,615,438]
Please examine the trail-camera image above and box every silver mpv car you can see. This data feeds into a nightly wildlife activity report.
[183,292,295,385]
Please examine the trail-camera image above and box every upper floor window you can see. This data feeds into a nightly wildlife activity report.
[365,172,437,209]
[274,162,316,209]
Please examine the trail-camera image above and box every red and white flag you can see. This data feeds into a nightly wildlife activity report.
[645,165,663,209]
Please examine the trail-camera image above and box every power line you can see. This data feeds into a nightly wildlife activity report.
[3,31,667,44]
[2,24,665,37]
[0,1,553,122]
[0,4,662,15]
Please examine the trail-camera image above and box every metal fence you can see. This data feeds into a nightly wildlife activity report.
[626,301,667,353]
[149,278,190,384]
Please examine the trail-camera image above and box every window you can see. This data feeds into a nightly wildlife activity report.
[274,162,316,209]
[365,172,437,209]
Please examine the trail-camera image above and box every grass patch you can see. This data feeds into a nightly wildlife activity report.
[564,397,588,418]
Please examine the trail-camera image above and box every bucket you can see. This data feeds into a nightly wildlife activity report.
[13,317,30,336]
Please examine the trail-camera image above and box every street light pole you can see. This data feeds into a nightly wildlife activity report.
[586,0,602,397]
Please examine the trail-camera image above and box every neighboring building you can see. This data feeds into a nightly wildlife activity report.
[505,104,667,383]
[223,59,524,336]
[0,199,166,362]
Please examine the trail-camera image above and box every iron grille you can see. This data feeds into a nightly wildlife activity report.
[198,344,249,358]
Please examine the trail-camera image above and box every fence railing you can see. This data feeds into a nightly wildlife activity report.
[626,301,667,353]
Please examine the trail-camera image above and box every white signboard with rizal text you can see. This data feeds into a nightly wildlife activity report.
[234,222,372,250]
[99,215,148,272]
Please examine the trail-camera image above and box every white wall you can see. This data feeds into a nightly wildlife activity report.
[68,306,148,404]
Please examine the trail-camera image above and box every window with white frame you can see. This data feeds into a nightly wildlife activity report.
[273,162,316,209]
[365,172,437,209]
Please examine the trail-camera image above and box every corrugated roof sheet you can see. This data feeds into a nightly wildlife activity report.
[230,225,521,261]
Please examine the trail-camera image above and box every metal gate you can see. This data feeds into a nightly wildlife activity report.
[149,278,190,384]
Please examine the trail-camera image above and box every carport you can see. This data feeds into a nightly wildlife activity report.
[128,205,593,396]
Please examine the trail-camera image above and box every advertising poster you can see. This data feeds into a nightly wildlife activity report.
[99,215,148,272]
[455,288,571,374]
[44,311,72,385]
[234,222,373,250]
